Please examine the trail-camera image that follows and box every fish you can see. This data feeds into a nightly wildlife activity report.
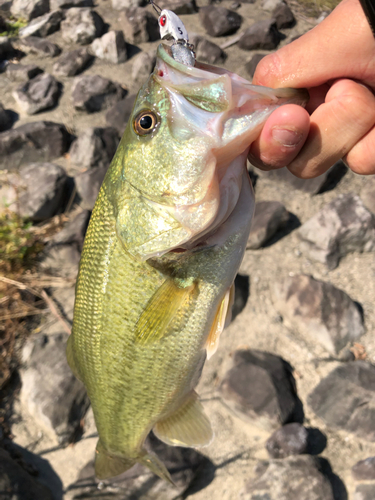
[67,42,308,484]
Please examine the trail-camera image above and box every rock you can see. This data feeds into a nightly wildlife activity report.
[352,457,375,481]
[105,94,136,134]
[19,10,65,37]
[0,102,11,132]
[6,63,43,81]
[247,200,289,249]
[272,275,364,355]
[354,484,375,500]
[61,8,104,45]
[14,36,62,57]
[40,244,81,278]
[13,73,60,115]
[91,30,127,64]
[0,447,54,500]
[50,209,90,252]
[155,0,197,14]
[53,48,93,76]
[272,1,296,29]
[308,361,375,441]
[220,349,301,430]
[131,51,155,86]
[232,273,249,320]
[120,7,159,44]
[51,0,93,7]
[69,126,120,171]
[190,35,226,64]
[262,0,283,10]
[0,36,13,58]
[239,19,283,50]
[0,163,69,220]
[360,175,375,215]
[74,165,106,210]
[243,456,335,500]
[20,333,89,443]
[245,53,265,78]
[266,423,308,459]
[199,6,242,37]
[0,121,71,170]
[72,74,126,113]
[10,0,48,20]
[298,193,375,269]
[111,0,146,10]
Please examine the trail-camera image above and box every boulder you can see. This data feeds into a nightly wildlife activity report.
[0,36,13,59]
[154,0,197,14]
[120,7,159,44]
[266,423,309,459]
[199,6,242,37]
[13,36,62,57]
[72,74,126,112]
[360,175,375,215]
[6,63,43,81]
[239,19,283,50]
[53,48,93,77]
[19,10,65,38]
[105,94,136,134]
[74,165,107,210]
[10,0,48,20]
[190,35,226,64]
[13,73,60,115]
[272,1,296,29]
[111,0,146,9]
[61,7,104,45]
[0,102,11,132]
[247,200,289,249]
[40,244,81,278]
[131,51,155,86]
[91,30,127,64]
[50,0,93,7]
[50,209,90,252]
[245,53,265,78]
[69,126,120,171]
[354,484,375,500]
[352,457,375,481]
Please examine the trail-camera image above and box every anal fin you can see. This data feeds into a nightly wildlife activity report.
[205,283,234,360]
[153,391,213,448]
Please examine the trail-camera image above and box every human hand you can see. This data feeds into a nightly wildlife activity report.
[249,0,375,177]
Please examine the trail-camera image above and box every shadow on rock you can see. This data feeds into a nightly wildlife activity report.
[263,212,301,248]
[306,427,327,455]
[318,457,348,500]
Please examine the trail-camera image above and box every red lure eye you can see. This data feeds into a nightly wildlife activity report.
[159,15,166,27]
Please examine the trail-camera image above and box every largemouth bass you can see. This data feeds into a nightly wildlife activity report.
[68,43,308,483]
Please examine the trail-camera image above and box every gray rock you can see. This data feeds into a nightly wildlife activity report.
[61,7,104,45]
[50,209,90,252]
[247,200,289,249]
[111,0,146,10]
[10,0,49,20]
[360,175,375,215]
[19,10,65,37]
[69,126,120,171]
[72,74,126,112]
[105,94,136,134]
[199,6,242,37]
[155,0,197,14]
[298,193,375,269]
[239,19,283,50]
[352,457,375,481]
[20,333,89,443]
[40,244,81,278]
[243,456,335,500]
[6,63,43,81]
[245,53,265,77]
[266,423,308,459]
[272,1,296,29]
[74,165,107,210]
[91,30,127,64]
[14,36,62,57]
[220,349,300,430]
[50,0,93,7]
[53,48,93,76]
[354,484,375,500]
[262,0,283,10]
[0,102,11,132]
[190,35,226,64]
[308,361,375,441]
[131,51,155,86]
[0,121,71,170]
[272,274,364,355]
[120,7,159,44]
[13,73,60,115]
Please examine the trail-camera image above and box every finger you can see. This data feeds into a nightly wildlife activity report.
[344,126,375,175]
[248,104,310,170]
[287,79,375,178]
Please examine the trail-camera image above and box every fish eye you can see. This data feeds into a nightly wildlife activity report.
[133,110,158,136]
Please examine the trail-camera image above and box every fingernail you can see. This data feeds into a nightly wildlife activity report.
[272,127,303,147]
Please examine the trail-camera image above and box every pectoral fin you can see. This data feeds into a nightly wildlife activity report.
[153,391,213,448]
[205,283,234,360]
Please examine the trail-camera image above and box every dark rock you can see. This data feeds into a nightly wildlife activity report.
[120,7,159,44]
[266,423,308,459]
[105,94,136,134]
[0,121,71,170]
[272,1,296,29]
[10,0,49,20]
[69,126,120,171]
[243,456,335,500]
[232,273,249,321]
[298,193,375,269]
[50,0,93,8]
[0,102,11,132]
[220,349,301,430]
[352,457,375,481]
[245,53,265,78]
[247,200,289,249]
[6,63,43,81]
[239,19,283,50]
[230,1,241,8]
[13,73,60,115]
[131,51,155,86]
[40,244,81,278]
[20,333,90,443]
[190,35,226,64]
[50,209,90,252]
[14,36,62,57]
[199,6,242,37]
[53,48,93,77]
[61,7,104,45]
[112,0,146,9]
[72,75,126,113]
[91,30,127,64]
[308,361,375,441]
[354,484,375,500]
[155,0,197,14]
[74,165,106,210]
[19,10,65,37]
[360,175,375,215]
[0,36,13,58]
[272,275,364,355]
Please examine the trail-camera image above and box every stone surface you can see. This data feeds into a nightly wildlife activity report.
[10,0,49,20]
[14,36,62,57]
[266,423,309,459]
[308,362,375,441]
[245,53,265,77]
[91,30,127,64]
[74,165,107,210]
[190,35,226,64]
[19,10,65,38]
[220,349,301,430]
[272,1,296,29]
[354,484,375,500]
[131,51,155,86]
[200,6,242,37]
[243,456,335,500]
[61,8,104,45]
[40,243,81,278]
[360,175,375,215]
[53,48,93,77]
[247,200,289,249]
[0,102,11,131]
[352,456,375,481]
[298,193,375,269]
[6,63,43,81]
[20,333,89,443]
[105,93,136,134]
[0,121,71,170]
[50,0,93,8]
[50,209,90,252]
[111,0,146,10]
[13,73,60,115]
[72,74,126,112]
[262,0,283,10]
[120,7,159,44]
[69,126,120,171]
[155,0,197,14]
[239,19,283,50]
